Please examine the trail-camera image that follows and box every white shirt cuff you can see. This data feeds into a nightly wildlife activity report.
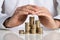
[0,13,9,29]
[54,15,60,20]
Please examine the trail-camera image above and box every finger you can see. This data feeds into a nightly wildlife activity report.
[36,9,51,16]
[16,5,27,10]
[16,5,41,15]
[37,12,47,16]
[14,10,26,15]
[36,10,47,14]
[16,5,40,12]
[26,5,41,9]
[39,7,46,9]
[17,11,28,15]
[25,5,40,12]
[37,12,52,18]
[15,7,36,15]
[20,8,36,15]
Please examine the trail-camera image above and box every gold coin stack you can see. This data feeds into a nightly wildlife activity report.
[29,16,36,34]
[35,20,43,34]
[25,23,30,34]
[19,16,43,34]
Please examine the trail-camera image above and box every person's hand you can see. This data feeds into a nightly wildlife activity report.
[4,5,39,28]
[54,20,60,28]
[36,7,59,29]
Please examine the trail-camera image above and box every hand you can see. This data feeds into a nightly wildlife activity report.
[54,19,60,28]
[36,7,59,29]
[4,5,39,28]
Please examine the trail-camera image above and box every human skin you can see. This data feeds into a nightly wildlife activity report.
[29,6,60,29]
[3,5,60,29]
[36,7,60,29]
[4,5,39,28]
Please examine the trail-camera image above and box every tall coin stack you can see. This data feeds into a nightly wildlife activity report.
[25,23,30,34]
[29,16,36,34]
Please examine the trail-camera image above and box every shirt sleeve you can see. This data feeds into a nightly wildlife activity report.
[54,15,60,20]
[0,13,9,29]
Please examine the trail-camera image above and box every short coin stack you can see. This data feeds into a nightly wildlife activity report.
[19,16,43,34]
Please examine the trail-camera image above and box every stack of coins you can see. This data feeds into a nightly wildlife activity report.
[35,20,43,34]
[29,16,36,34]
[29,16,34,27]
[35,20,40,28]
[30,24,36,34]
[19,30,24,34]
[25,23,30,34]
[35,20,40,33]
[37,27,43,34]
[19,16,43,34]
